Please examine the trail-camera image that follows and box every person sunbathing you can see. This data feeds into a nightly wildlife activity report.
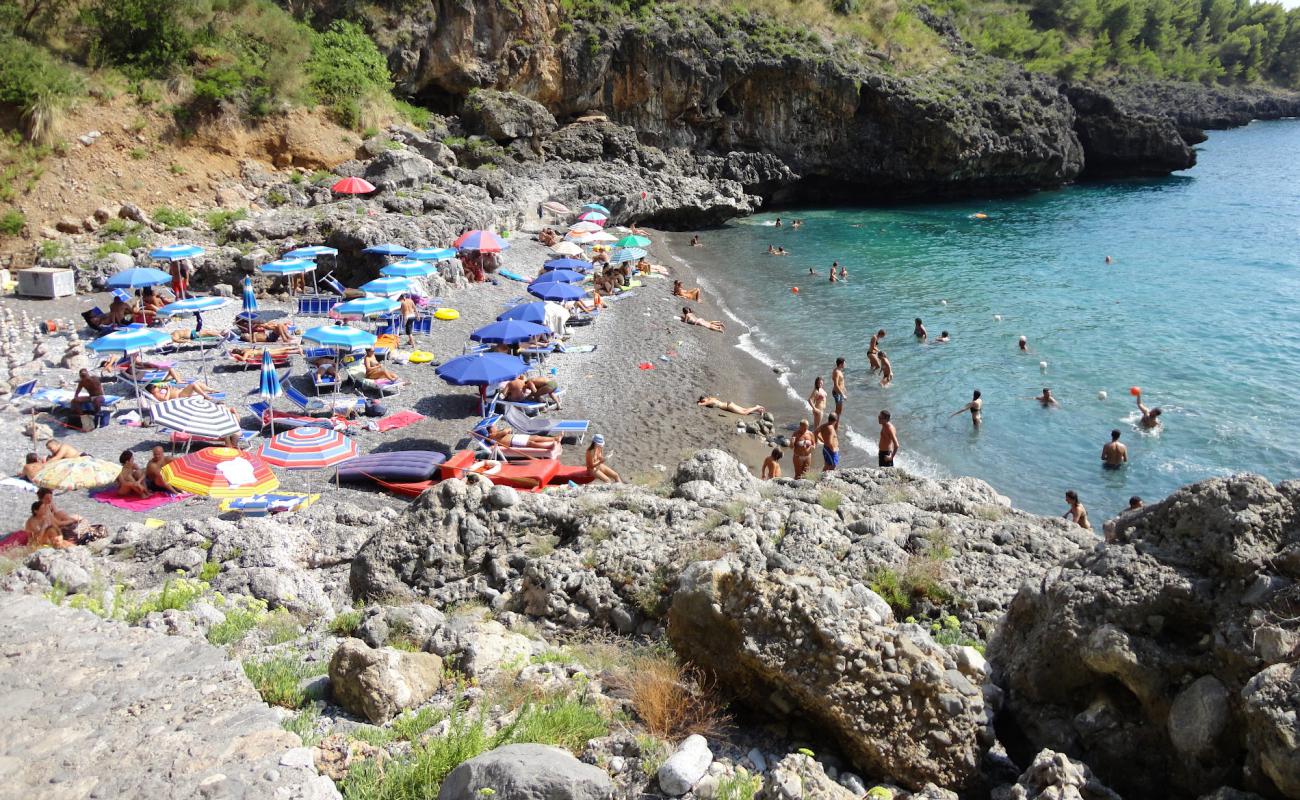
[46,440,82,463]
[230,345,300,361]
[170,329,223,343]
[20,453,44,481]
[115,450,151,498]
[315,360,338,382]
[240,320,295,343]
[573,292,604,313]
[36,488,82,534]
[697,396,765,416]
[586,434,620,483]
[147,380,217,402]
[486,423,560,449]
[363,348,398,382]
[25,500,71,550]
[107,298,131,326]
[673,280,702,302]
[681,307,725,332]
[145,446,175,492]
[129,356,184,383]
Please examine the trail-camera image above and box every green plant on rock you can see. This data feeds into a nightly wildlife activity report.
[283,703,323,746]
[0,208,25,236]
[152,206,191,229]
[243,652,326,709]
[260,608,303,645]
[206,595,269,645]
[330,607,363,637]
[38,239,65,260]
[716,768,762,800]
[123,576,208,623]
[818,489,843,511]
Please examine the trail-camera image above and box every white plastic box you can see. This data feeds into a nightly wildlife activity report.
[17,267,76,298]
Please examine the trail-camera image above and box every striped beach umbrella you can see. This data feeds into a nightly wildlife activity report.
[259,348,282,401]
[32,457,120,490]
[531,269,585,285]
[542,201,571,215]
[585,231,617,244]
[380,260,436,278]
[241,277,258,339]
[284,246,338,259]
[258,258,316,275]
[150,397,241,439]
[331,177,375,195]
[334,296,399,318]
[581,203,610,214]
[150,244,205,261]
[453,230,508,253]
[410,247,457,261]
[610,247,648,263]
[359,276,411,297]
[302,324,375,350]
[528,281,587,302]
[161,447,279,498]
[576,211,607,224]
[259,427,357,470]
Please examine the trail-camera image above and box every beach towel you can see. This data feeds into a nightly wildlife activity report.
[498,269,528,282]
[0,477,36,494]
[376,410,425,432]
[219,492,319,515]
[0,530,30,552]
[91,488,189,512]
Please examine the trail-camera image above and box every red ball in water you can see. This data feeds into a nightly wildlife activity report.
[791,287,799,294]
[1129,386,1141,396]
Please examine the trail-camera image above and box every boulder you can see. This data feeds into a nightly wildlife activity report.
[990,475,1300,799]
[437,744,613,800]
[657,734,712,796]
[461,90,557,143]
[668,559,988,791]
[363,149,437,190]
[327,639,442,723]
[992,750,1121,800]
[758,753,857,800]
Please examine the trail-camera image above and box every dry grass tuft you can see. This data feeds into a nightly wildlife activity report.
[625,655,730,741]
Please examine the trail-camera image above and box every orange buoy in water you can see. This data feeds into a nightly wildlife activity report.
[1130,386,1142,396]
[973,212,988,219]
[791,287,799,294]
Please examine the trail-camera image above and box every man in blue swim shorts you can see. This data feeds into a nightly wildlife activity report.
[831,357,847,417]
[818,413,840,473]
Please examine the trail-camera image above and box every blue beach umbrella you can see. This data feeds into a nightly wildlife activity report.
[259,348,282,401]
[410,247,457,261]
[150,244,204,261]
[379,260,435,278]
[436,353,530,415]
[528,282,587,302]
[497,302,549,324]
[88,326,170,354]
[469,320,551,345]
[609,247,647,263]
[334,297,399,318]
[362,243,412,257]
[258,258,317,275]
[107,267,172,289]
[542,258,590,272]
[581,203,611,215]
[360,276,411,297]
[302,324,376,351]
[157,296,228,317]
[241,277,258,338]
[530,269,585,285]
[283,246,338,259]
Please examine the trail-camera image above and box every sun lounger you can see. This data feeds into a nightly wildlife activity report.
[469,430,561,461]
[500,405,588,443]
[248,401,348,431]
[220,492,318,516]
[440,450,561,492]
[336,451,447,485]
[342,360,401,396]
[283,384,364,416]
[169,429,257,451]
[297,295,342,316]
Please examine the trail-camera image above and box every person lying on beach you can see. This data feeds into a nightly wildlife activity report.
[586,434,621,483]
[636,258,667,276]
[697,396,765,416]
[71,369,105,414]
[573,293,604,313]
[761,448,783,480]
[25,500,71,550]
[1136,392,1162,428]
[878,351,894,388]
[868,330,885,372]
[147,380,217,402]
[1031,388,1059,407]
[681,307,725,332]
[20,453,44,481]
[363,348,398,382]
[791,420,815,480]
[46,440,82,463]
[170,329,224,343]
[145,446,175,493]
[316,360,338,381]
[230,345,301,361]
[129,356,184,383]
[239,321,295,343]
[116,451,151,498]
[673,280,702,302]
[486,422,560,449]
[950,390,982,428]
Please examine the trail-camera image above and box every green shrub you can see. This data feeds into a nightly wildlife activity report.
[124,232,145,249]
[716,768,762,800]
[129,147,146,160]
[198,561,219,582]
[818,490,843,511]
[340,705,495,799]
[0,36,83,143]
[123,576,208,623]
[282,704,323,746]
[38,240,64,259]
[306,20,392,129]
[391,707,444,741]
[260,609,302,645]
[243,653,326,708]
[393,98,431,128]
[83,0,195,73]
[329,608,363,637]
[205,208,247,236]
[0,208,25,236]
[207,596,268,645]
[510,696,609,752]
[265,189,288,207]
[152,206,191,229]
[101,218,129,235]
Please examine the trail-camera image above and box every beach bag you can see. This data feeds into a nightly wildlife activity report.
[364,399,387,417]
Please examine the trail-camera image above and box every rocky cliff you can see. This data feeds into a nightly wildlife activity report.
[302,0,1194,210]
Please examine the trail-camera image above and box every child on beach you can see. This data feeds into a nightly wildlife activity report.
[807,377,827,431]
[878,351,894,388]
[761,448,783,479]
[586,435,621,483]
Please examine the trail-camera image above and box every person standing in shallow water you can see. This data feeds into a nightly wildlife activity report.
[818,413,840,473]
[868,329,885,372]
[807,376,827,432]
[831,358,847,417]
[878,410,899,467]
[1064,490,1091,529]
[1101,429,1128,468]
[914,318,928,341]
[950,390,982,428]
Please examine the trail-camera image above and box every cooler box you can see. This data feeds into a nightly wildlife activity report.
[17,267,76,298]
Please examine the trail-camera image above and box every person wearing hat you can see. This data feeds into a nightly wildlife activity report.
[586,434,620,483]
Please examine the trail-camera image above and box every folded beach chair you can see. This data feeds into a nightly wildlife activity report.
[500,405,588,443]
[297,294,341,316]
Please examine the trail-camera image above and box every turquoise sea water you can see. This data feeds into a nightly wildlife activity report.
[686,119,1300,518]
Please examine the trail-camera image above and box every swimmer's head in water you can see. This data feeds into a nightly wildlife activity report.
[941,331,949,337]
[1150,408,1163,417]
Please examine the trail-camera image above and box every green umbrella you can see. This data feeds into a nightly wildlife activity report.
[614,234,652,248]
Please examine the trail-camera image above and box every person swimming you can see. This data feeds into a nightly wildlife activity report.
[933,331,950,343]
[1033,388,1059,407]
[1018,336,1029,352]
[914,318,928,341]
[1135,391,1162,429]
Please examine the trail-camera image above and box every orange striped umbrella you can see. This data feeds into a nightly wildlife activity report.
[161,447,279,497]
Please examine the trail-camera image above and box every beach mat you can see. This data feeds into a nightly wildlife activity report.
[91,489,189,512]
[498,269,528,282]
[376,410,426,432]
[0,477,36,494]
[0,530,30,552]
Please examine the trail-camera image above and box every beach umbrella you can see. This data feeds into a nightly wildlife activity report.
[497,301,549,324]
[470,319,551,345]
[331,177,375,195]
[359,276,411,297]
[157,296,229,317]
[581,203,611,214]
[531,269,585,285]
[32,457,120,491]
[614,234,652,248]
[150,244,205,261]
[436,353,530,415]
[586,231,617,244]
[361,243,411,256]
[542,201,571,215]
[577,211,608,224]
[453,229,509,253]
[258,258,317,275]
[610,247,648,263]
[107,267,172,289]
[302,324,375,351]
[543,258,591,272]
[241,277,258,340]
[283,246,338,259]
[259,348,282,401]
[161,447,279,498]
[550,241,584,256]
[379,260,436,278]
[260,427,357,470]
[150,397,241,439]
[410,247,457,261]
[88,327,170,354]
[334,296,399,318]
[528,281,587,302]
[568,221,602,234]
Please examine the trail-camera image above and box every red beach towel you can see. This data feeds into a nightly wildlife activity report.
[0,530,29,552]
[376,410,426,432]
[91,489,189,512]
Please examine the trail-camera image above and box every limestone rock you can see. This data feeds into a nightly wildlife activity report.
[437,744,613,800]
[657,734,712,796]
[1241,662,1300,798]
[328,639,443,724]
[992,750,1121,800]
[758,754,857,800]
[461,90,557,143]
[364,148,437,190]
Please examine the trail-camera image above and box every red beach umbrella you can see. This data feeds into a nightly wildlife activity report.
[331,177,376,195]
[161,447,280,498]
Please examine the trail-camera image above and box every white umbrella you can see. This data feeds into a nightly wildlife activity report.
[552,242,585,256]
